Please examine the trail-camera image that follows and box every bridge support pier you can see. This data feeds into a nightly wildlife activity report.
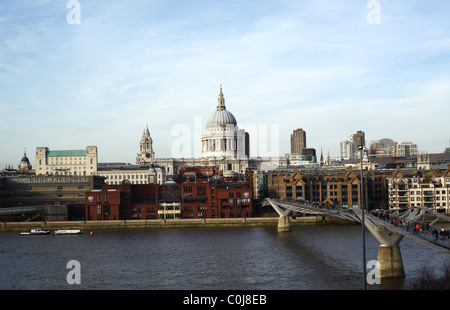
[265,199,450,281]
[377,245,405,278]
[277,215,291,232]
[267,199,292,232]
[354,211,405,279]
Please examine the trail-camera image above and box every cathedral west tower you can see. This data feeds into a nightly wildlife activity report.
[136,125,155,165]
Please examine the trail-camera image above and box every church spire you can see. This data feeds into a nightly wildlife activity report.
[137,125,155,165]
[217,84,226,110]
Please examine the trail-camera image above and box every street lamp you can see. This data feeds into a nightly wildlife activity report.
[358,142,367,290]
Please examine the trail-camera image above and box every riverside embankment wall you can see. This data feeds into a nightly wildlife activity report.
[0,216,354,231]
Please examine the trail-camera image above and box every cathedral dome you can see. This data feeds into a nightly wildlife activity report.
[206,109,237,126]
[206,85,237,127]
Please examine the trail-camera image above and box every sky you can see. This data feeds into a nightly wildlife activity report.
[1,0,450,168]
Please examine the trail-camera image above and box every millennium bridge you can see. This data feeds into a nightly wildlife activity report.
[265,198,450,279]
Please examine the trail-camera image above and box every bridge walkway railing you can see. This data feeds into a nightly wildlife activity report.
[268,198,450,254]
[370,210,450,251]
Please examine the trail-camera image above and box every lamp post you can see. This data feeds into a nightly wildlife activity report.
[163,202,166,224]
[358,143,367,290]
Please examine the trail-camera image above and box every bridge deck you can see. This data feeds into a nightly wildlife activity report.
[267,199,450,255]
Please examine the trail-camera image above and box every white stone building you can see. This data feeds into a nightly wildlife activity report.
[97,162,165,185]
[35,146,98,176]
[387,166,450,213]
[396,142,419,157]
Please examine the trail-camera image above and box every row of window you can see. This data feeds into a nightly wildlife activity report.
[220,198,251,204]
[106,180,150,185]
[408,190,448,195]
[409,197,447,201]
[50,156,86,161]
[97,204,110,214]
[104,174,147,179]
[49,161,86,165]
[39,158,94,165]
[13,177,90,183]
[94,195,110,203]
[183,205,208,211]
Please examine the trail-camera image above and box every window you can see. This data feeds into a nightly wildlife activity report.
[97,205,102,214]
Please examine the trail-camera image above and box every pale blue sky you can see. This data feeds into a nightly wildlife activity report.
[1,0,450,168]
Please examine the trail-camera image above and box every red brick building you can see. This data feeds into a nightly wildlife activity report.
[85,182,159,220]
[213,182,252,218]
[177,167,253,218]
[85,167,253,220]
[85,187,123,220]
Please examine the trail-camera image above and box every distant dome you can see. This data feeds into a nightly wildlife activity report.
[18,148,32,170]
[21,155,30,163]
[379,138,395,147]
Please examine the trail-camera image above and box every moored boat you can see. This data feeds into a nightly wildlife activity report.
[54,229,82,235]
[21,228,50,235]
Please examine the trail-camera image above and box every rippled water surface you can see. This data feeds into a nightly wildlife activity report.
[1,225,448,289]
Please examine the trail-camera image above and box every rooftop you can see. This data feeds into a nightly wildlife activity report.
[47,150,87,157]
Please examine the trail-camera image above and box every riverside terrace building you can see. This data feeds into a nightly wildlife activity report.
[263,164,450,213]
[264,166,391,210]
[84,167,253,220]
[387,165,450,213]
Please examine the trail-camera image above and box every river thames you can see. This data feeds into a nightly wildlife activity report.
[0,224,449,290]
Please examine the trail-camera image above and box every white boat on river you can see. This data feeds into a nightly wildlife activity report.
[20,228,50,235]
[54,229,82,235]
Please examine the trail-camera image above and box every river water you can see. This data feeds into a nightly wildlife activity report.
[0,224,448,290]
